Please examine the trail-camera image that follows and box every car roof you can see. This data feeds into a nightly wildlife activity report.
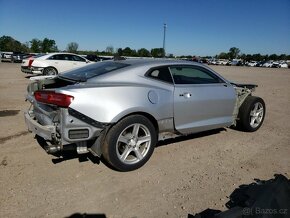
[37,52,88,60]
[113,58,204,68]
[44,52,81,56]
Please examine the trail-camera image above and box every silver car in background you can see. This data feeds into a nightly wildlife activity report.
[24,59,266,171]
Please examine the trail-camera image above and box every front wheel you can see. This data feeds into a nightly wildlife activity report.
[102,115,157,171]
[237,96,266,132]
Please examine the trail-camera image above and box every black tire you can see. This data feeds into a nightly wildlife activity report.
[102,115,157,171]
[43,67,58,75]
[237,96,266,132]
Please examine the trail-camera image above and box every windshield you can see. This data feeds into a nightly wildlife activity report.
[59,61,130,82]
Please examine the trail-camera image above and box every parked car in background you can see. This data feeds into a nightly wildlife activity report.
[1,52,13,62]
[262,61,273,67]
[216,59,228,65]
[21,54,45,73]
[271,62,280,68]
[11,52,28,63]
[255,61,266,67]
[247,61,257,67]
[231,59,244,66]
[29,53,92,75]
[279,62,288,68]
[85,54,101,62]
[99,56,114,61]
[208,59,218,65]
[24,59,266,171]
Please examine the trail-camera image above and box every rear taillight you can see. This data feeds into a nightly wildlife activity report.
[28,58,34,67]
[34,91,74,108]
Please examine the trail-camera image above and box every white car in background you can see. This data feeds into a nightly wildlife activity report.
[247,61,257,67]
[279,62,288,68]
[262,61,273,68]
[21,54,45,73]
[216,59,228,65]
[30,53,92,75]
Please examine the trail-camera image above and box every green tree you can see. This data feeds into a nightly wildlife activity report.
[218,52,229,59]
[0,35,28,52]
[268,54,278,61]
[122,47,133,56]
[117,48,123,56]
[278,54,287,60]
[41,38,58,53]
[30,38,42,53]
[130,49,138,57]
[23,42,31,52]
[105,46,114,55]
[137,48,151,57]
[252,53,262,61]
[151,48,165,58]
[228,47,240,59]
[66,42,79,53]
[245,54,253,62]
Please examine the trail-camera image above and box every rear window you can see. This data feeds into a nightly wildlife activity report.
[147,67,173,84]
[59,61,130,82]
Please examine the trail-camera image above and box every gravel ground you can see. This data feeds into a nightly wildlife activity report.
[0,62,289,218]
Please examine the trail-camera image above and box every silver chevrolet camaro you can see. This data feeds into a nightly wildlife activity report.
[24,59,266,171]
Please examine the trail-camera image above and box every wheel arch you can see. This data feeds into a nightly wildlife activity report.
[90,111,159,159]
[44,66,58,74]
[112,111,159,136]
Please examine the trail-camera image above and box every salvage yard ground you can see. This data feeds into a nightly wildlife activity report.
[0,62,289,217]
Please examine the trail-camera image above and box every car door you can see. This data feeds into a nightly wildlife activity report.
[170,65,236,134]
[46,54,72,72]
[68,54,88,70]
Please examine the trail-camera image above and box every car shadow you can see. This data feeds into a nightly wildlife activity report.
[51,151,101,165]
[188,174,290,218]
[35,135,101,165]
[35,128,227,167]
[25,75,35,79]
[65,213,106,218]
[156,128,227,148]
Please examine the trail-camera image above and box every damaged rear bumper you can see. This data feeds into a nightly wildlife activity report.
[25,111,56,141]
[25,99,108,156]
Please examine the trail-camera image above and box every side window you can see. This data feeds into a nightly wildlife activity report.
[170,66,222,84]
[147,67,173,84]
[48,54,66,60]
[72,55,86,62]
[63,54,72,61]
[48,55,56,60]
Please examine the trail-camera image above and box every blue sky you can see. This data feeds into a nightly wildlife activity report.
[0,0,289,56]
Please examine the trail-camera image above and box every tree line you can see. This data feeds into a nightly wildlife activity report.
[0,35,166,58]
[0,35,289,60]
[217,47,290,61]
[0,35,58,53]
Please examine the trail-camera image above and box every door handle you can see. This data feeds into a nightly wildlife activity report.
[179,92,192,98]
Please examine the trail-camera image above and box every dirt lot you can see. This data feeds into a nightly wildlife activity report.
[0,62,289,218]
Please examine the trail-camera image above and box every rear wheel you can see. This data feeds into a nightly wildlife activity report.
[102,115,157,171]
[237,96,265,132]
[43,67,58,75]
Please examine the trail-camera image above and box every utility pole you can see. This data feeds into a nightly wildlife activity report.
[163,23,167,57]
